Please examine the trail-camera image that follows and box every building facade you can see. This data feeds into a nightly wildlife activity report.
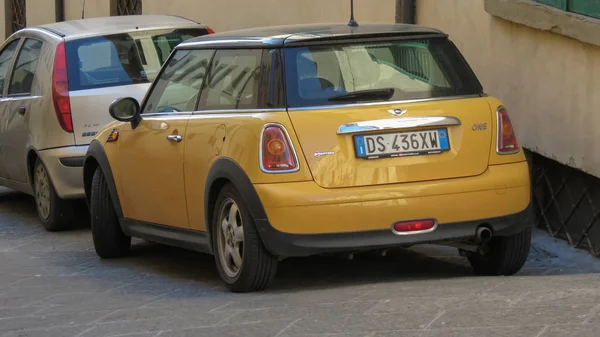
[415,0,600,256]
[1,0,397,39]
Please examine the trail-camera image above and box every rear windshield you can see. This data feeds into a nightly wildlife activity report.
[65,28,208,91]
[283,38,483,108]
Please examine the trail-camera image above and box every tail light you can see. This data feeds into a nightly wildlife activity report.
[206,27,215,34]
[496,106,519,154]
[260,124,298,173]
[52,42,73,133]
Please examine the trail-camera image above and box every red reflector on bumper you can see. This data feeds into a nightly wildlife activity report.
[392,219,436,234]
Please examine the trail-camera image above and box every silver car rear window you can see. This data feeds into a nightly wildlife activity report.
[65,28,208,91]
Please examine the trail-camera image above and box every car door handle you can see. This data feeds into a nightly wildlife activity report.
[167,134,182,143]
[17,106,26,116]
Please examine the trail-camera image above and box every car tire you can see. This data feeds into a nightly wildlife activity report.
[34,158,73,232]
[468,226,532,276]
[90,167,131,258]
[212,183,277,292]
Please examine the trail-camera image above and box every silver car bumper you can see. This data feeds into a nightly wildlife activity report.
[37,145,88,199]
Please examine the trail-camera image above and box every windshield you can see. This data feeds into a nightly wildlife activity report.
[65,28,209,91]
[283,38,482,108]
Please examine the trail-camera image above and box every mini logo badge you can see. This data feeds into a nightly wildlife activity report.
[314,151,335,157]
[388,108,407,116]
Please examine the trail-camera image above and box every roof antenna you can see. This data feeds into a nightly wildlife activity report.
[82,0,86,19]
[348,0,359,27]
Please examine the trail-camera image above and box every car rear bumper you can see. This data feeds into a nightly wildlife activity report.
[255,205,532,257]
[38,145,88,199]
[253,161,531,257]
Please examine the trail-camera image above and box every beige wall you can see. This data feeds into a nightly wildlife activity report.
[0,0,9,40]
[26,0,56,27]
[142,0,396,32]
[2,0,394,39]
[417,0,600,177]
[64,0,113,21]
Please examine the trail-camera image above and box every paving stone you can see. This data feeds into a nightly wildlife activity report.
[541,324,600,337]
[372,326,543,337]
[280,333,369,337]
[32,293,154,315]
[515,289,600,307]
[0,310,110,332]
[222,301,379,324]
[1,326,92,337]
[0,307,46,319]
[430,305,595,328]
[284,313,437,335]
[157,320,295,337]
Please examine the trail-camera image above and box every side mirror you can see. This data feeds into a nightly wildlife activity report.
[109,97,141,123]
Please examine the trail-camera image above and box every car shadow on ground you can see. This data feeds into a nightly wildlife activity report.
[0,188,90,229]
[124,240,475,291]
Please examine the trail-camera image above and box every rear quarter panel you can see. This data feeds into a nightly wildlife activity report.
[27,37,76,151]
[70,83,151,145]
[184,110,313,231]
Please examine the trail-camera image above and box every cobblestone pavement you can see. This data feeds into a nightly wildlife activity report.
[2,187,600,337]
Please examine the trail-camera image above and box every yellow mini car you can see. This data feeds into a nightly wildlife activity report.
[84,23,532,292]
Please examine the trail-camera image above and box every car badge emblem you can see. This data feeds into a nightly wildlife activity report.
[388,108,407,116]
[314,151,335,157]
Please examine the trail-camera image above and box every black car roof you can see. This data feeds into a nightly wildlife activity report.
[177,23,447,49]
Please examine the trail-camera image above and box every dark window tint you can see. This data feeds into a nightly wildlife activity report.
[0,39,21,96]
[284,38,482,108]
[143,49,214,113]
[198,49,263,110]
[9,39,42,95]
[65,28,209,91]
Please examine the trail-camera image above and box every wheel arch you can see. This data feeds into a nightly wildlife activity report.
[84,140,124,218]
[204,157,269,253]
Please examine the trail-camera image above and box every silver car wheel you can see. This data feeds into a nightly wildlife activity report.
[217,198,244,278]
[34,163,51,220]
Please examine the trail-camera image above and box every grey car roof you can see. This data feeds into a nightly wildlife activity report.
[178,23,446,49]
[34,15,204,40]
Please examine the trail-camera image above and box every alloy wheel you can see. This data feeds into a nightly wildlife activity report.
[217,198,245,278]
[35,164,51,220]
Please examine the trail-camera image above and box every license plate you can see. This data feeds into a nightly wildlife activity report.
[354,128,450,159]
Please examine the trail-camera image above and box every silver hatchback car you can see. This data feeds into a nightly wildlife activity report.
[0,15,213,231]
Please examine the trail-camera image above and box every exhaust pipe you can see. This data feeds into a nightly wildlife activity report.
[475,226,492,243]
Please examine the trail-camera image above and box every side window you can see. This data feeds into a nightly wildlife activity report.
[142,49,214,113]
[198,49,263,110]
[0,39,21,97]
[8,39,43,96]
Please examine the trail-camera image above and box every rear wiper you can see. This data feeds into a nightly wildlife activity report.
[328,88,395,102]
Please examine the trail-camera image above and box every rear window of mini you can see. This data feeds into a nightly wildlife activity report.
[65,28,209,91]
[283,37,483,108]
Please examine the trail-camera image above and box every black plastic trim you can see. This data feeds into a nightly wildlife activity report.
[204,157,268,250]
[59,156,84,167]
[84,140,123,218]
[255,203,533,257]
[120,219,212,254]
[284,33,447,47]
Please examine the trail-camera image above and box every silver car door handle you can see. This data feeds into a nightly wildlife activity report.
[166,134,182,143]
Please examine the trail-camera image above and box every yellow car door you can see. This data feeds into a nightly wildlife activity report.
[115,49,215,228]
